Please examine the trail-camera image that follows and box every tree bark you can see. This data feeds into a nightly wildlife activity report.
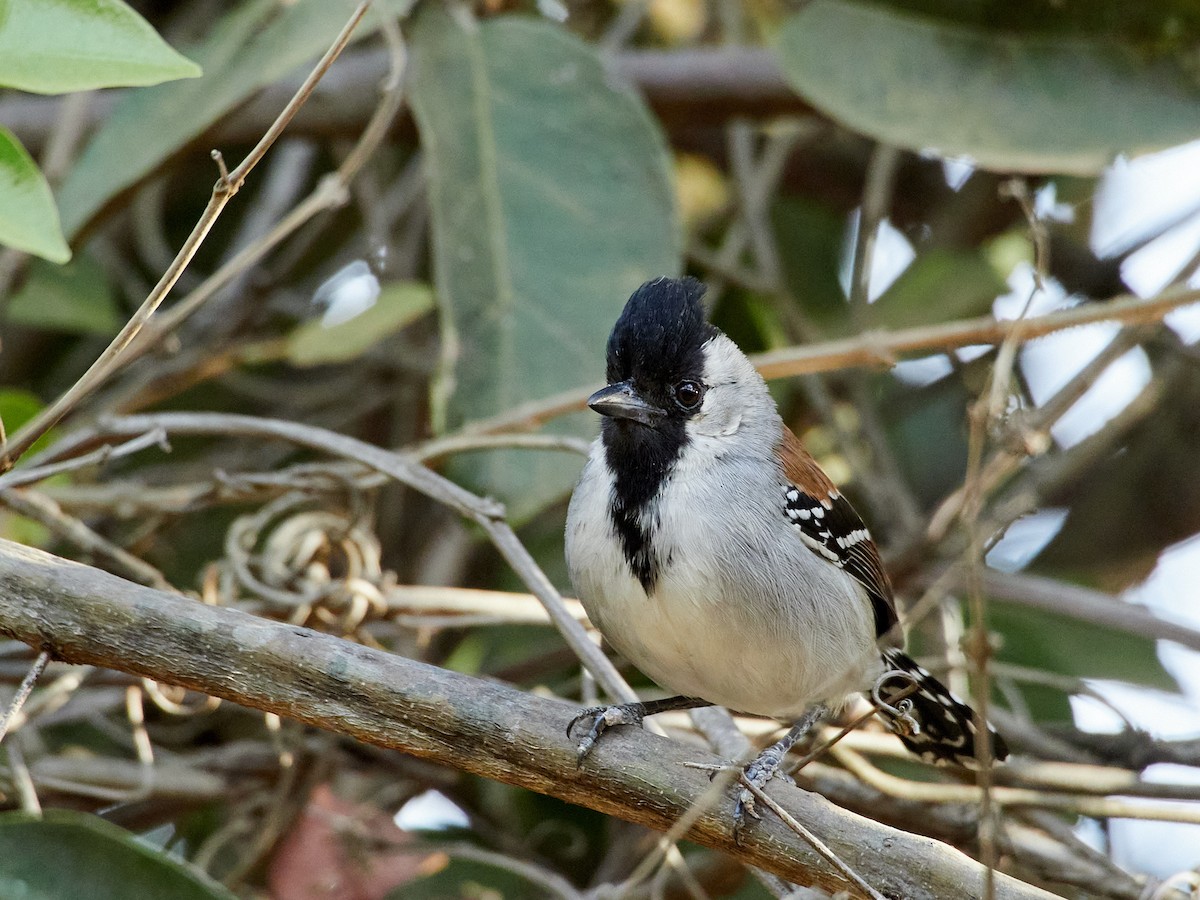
[0,539,1056,900]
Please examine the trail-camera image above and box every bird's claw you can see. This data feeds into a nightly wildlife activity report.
[567,703,646,765]
[732,750,787,845]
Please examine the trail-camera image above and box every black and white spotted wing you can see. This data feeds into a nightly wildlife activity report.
[782,485,898,639]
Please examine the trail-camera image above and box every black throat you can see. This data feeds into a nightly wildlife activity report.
[602,418,688,594]
[596,277,715,594]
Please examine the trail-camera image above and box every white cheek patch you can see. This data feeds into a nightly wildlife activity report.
[691,390,742,436]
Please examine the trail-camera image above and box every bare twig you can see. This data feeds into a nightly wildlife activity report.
[735,772,887,900]
[0,1,374,471]
[28,411,632,703]
[0,429,167,491]
[0,650,51,745]
[0,489,173,590]
[830,744,1200,825]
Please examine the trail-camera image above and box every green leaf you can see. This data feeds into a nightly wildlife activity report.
[0,388,53,454]
[408,6,681,517]
[56,0,398,238]
[771,197,849,334]
[775,0,1200,175]
[0,127,70,263]
[989,601,1180,693]
[286,281,434,366]
[878,372,970,506]
[7,253,121,334]
[0,0,200,94]
[0,809,236,900]
[873,248,1007,330]
[0,389,55,543]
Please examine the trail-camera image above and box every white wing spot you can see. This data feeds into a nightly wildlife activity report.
[793,527,843,564]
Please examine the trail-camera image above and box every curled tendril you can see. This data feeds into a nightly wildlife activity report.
[871,668,921,736]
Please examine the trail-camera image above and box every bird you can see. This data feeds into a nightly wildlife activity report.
[564,276,1007,828]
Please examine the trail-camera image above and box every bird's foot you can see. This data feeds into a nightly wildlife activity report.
[732,744,792,845]
[567,702,648,765]
[730,705,826,844]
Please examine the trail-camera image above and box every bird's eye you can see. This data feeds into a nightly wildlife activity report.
[673,380,704,410]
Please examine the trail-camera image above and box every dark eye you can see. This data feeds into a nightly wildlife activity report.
[673,380,704,410]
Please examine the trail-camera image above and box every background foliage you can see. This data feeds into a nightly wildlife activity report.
[2,0,1200,897]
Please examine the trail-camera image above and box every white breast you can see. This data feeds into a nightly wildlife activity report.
[565,440,882,720]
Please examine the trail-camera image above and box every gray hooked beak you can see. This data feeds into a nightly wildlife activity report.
[587,381,665,427]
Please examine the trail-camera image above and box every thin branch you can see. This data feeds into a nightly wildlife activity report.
[94,15,409,416]
[736,772,887,900]
[0,1,374,471]
[794,762,1145,900]
[457,286,1200,437]
[830,744,1200,825]
[0,429,167,491]
[0,488,173,590]
[24,411,632,705]
[0,650,51,745]
[752,285,1200,381]
[975,569,1200,654]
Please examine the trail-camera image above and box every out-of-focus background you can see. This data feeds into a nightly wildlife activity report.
[1,0,1199,897]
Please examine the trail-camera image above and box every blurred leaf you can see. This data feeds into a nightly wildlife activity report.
[56,0,401,237]
[771,197,849,333]
[7,253,121,334]
[872,0,1200,49]
[776,0,1200,175]
[388,855,552,900]
[989,601,1180,693]
[1037,371,1200,588]
[879,373,969,505]
[0,810,236,900]
[0,388,56,457]
[0,0,200,94]
[286,281,434,366]
[0,388,41,425]
[408,6,680,517]
[873,248,1007,329]
[0,127,70,263]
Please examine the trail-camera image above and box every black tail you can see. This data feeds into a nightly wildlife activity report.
[875,649,1009,767]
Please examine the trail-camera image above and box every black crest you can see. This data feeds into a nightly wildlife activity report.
[605,277,716,390]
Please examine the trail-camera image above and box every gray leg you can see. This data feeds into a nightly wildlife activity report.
[734,703,829,842]
[569,695,711,764]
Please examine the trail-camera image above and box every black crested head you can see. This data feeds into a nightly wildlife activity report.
[598,277,717,594]
[605,276,716,394]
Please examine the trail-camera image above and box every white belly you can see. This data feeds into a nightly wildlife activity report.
[565,446,881,719]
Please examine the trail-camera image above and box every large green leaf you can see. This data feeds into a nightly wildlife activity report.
[55,0,397,238]
[0,0,199,94]
[407,6,681,516]
[776,0,1200,175]
[0,810,236,900]
[0,127,70,262]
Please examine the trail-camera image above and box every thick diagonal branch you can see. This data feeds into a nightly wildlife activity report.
[0,540,1054,900]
